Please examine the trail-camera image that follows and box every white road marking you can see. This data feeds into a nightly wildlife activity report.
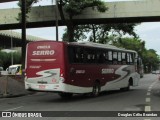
[146,92,150,96]
[144,80,158,120]
[149,86,152,89]
[151,81,157,86]
[4,106,23,111]
[146,98,151,103]
[145,106,151,112]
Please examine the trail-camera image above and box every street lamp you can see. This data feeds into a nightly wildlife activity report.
[11,30,13,65]
[52,0,59,41]
[21,0,26,71]
[55,0,59,41]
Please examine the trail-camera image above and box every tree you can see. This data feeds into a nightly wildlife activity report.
[18,0,107,41]
[0,51,21,69]
[17,0,40,22]
[142,49,159,73]
[111,37,160,73]
[90,23,139,43]
[58,0,108,42]
[112,37,145,56]
[63,23,139,42]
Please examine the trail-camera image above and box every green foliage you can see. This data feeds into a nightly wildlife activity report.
[112,37,145,55]
[17,0,159,73]
[142,49,159,72]
[63,25,90,42]
[109,23,138,37]
[17,0,40,22]
[59,0,108,41]
[63,23,139,42]
[63,0,107,18]
[0,51,21,69]
[17,0,107,41]
[112,37,160,73]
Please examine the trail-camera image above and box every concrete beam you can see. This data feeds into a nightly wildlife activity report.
[0,0,17,3]
[1,0,160,29]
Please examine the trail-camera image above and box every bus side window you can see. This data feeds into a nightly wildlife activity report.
[68,46,76,63]
[130,53,134,64]
[118,52,122,64]
[83,48,88,63]
[91,49,96,63]
[127,53,129,64]
[68,47,84,63]
[76,47,83,63]
[98,52,106,64]
[86,48,96,63]
[108,51,113,64]
[122,52,126,64]
[127,53,134,65]
[105,52,109,64]
[113,51,118,65]
[87,53,91,63]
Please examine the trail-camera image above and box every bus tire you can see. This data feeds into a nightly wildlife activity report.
[125,82,130,91]
[92,81,101,97]
[58,93,73,99]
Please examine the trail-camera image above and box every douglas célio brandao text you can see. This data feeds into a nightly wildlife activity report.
[118,112,158,117]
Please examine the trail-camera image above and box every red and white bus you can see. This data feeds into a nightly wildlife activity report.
[25,41,141,98]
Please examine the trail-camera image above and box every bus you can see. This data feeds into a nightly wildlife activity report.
[25,41,141,98]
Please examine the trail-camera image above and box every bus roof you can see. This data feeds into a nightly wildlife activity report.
[27,40,137,54]
[69,42,137,53]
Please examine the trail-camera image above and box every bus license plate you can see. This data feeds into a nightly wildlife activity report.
[39,85,46,89]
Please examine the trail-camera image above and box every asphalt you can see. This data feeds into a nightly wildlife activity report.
[0,75,32,98]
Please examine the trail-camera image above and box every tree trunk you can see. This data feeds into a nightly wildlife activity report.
[66,21,75,42]
[148,64,152,73]
[58,2,75,42]
[92,24,96,42]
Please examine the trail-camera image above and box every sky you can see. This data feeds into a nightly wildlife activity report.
[1,0,160,55]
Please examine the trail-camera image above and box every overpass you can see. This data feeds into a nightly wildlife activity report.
[0,30,45,48]
[1,0,160,30]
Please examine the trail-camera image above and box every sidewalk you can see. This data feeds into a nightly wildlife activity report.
[0,75,32,98]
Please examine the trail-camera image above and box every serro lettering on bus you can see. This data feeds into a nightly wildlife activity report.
[32,50,55,56]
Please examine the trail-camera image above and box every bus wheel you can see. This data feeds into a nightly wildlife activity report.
[125,82,130,91]
[58,93,73,99]
[92,81,100,97]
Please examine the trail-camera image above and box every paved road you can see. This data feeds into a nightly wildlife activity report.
[0,74,159,120]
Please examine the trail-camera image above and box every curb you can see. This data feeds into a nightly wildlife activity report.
[0,92,35,98]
